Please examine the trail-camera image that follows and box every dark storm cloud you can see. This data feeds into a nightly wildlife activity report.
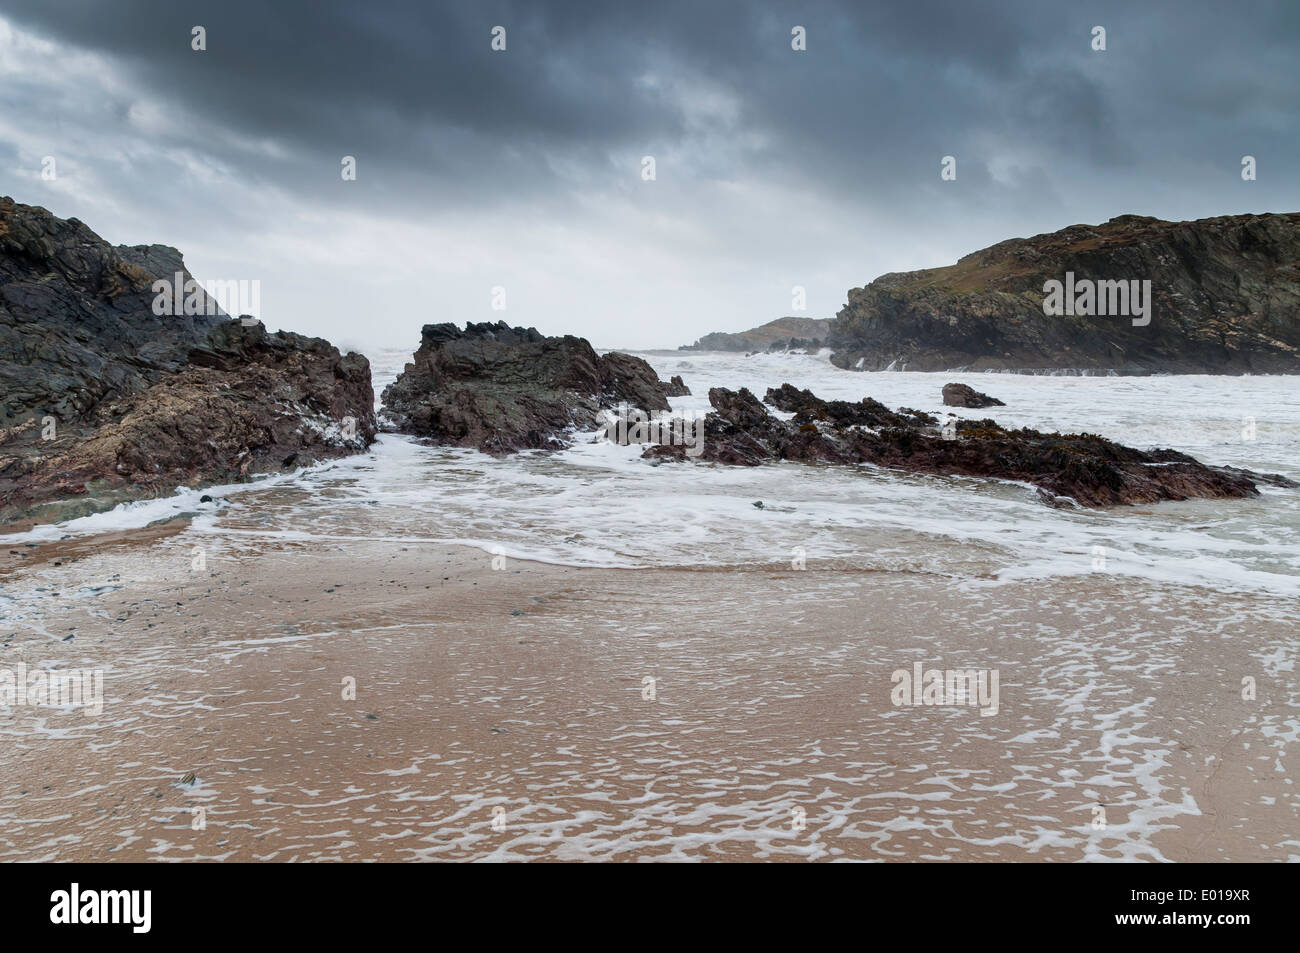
[6,0,1296,217]
[4,0,726,216]
[1,0,1297,347]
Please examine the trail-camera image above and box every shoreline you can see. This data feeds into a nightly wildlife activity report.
[2,530,1295,861]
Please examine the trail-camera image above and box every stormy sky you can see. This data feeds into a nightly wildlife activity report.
[1,0,1296,351]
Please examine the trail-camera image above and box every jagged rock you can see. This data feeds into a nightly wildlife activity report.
[380,321,670,453]
[829,213,1300,374]
[597,350,671,416]
[641,384,1295,508]
[660,375,691,397]
[0,197,376,525]
[0,197,225,424]
[942,383,1005,408]
[766,383,938,429]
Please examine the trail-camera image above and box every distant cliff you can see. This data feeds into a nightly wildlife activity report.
[681,316,832,352]
[829,213,1300,374]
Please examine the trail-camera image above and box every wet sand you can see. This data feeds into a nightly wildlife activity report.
[0,530,1296,861]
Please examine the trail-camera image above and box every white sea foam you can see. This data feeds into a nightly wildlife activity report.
[6,348,1298,596]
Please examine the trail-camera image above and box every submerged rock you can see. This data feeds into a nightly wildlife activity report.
[380,321,671,453]
[643,383,1295,508]
[0,197,377,526]
[942,383,1005,408]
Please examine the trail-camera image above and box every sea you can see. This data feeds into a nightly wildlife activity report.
[6,348,1299,598]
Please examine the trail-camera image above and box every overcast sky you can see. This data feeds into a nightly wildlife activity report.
[1,1,1297,352]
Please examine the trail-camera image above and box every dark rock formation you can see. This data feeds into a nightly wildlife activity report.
[597,350,670,416]
[380,321,671,453]
[829,213,1300,374]
[765,336,823,352]
[0,197,224,424]
[642,384,1295,508]
[661,375,691,397]
[0,197,377,525]
[942,383,1005,408]
[681,316,833,352]
[765,383,938,429]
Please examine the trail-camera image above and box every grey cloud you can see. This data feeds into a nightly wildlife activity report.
[0,0,1296,348]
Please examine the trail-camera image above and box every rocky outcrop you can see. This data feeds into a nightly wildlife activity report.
[942,383,1005,408]
[380,321,671,453]
[765,383,938,429]
[829,213,1300,374]
[681,316,833,352]
[661,375,691,397]
[597,350,671,417]
[0,197,376,525]
[0,197,225,424]
[643,384,1295,508]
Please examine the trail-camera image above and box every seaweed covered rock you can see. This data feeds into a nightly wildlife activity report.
[642,383,1294,508]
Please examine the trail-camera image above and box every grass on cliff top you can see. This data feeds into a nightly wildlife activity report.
[880,229,1126,294]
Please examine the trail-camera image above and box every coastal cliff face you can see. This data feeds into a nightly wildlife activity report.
[380,321,671,453]
[0,198,377,525]
[829,213,1300,374]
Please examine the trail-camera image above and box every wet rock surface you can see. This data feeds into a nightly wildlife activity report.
[0,198,376,525]
[661,374,691,397]
[0,196,223,424]
[380,321,671,453]
[642,383,1296,508]
[765,383,939,429]
[942,382,1005,408]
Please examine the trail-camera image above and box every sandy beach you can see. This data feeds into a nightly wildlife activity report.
[2,528,1295,862]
